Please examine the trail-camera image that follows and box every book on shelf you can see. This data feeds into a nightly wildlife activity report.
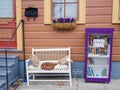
[88,46,108,55]
[87,67,107,77]
[88,34,110,55]
[88,58,94,64]
[87,67,94,76]
[101,68,107,76]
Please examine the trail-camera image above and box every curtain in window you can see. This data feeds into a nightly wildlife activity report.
[52,0,64,3]
[52,4,64,18]
[52,0,78,18]
[66,4,77,18]
[0,0,13,18]
[53,0,77,2]
[66,0,77,2]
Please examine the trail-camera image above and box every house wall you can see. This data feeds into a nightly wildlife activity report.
[21,0,120,61]
[15,0,120,79]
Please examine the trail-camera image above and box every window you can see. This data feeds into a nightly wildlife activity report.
[112,0,120,23]
[44,0,86,24]
[0,0,14,18]
[52,0,78,19]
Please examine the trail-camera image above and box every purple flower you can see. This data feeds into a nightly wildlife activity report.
[53,19,56,23]
[58,18,64,23]
[71,18,76,22]
[65,18,70,23]
[52,18,76,23]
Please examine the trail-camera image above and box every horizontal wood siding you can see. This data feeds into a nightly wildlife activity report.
[20,0,120,61]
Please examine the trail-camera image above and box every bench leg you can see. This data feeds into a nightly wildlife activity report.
[26,71,30,86]
[33,73,35,80]
[69,72,72,86]
[70,77,72,86]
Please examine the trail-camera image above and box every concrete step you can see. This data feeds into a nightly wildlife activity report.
[0,70,11,76]
[0,62,15,67]
[0,55,18,62]
[0,55,19,90]
[0,80,6,88]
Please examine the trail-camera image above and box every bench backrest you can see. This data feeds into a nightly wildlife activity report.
[32,47,71,61]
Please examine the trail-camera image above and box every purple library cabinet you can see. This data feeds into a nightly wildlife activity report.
[84,28,114,83]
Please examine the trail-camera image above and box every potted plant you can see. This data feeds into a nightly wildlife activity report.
[52,18,76,30]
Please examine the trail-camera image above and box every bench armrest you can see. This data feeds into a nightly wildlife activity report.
[25,59,30,63]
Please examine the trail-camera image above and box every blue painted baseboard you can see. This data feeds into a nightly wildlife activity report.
[18,61,120,79]
[111,62,120,79]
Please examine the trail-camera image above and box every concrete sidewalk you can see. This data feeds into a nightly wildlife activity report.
[9,79,120,90]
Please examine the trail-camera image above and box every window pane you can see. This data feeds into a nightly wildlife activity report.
[0,0,13,18]
[52,4,64,18]
[66,4,77,18]
[66,0,77,2]
[52,0,64,3]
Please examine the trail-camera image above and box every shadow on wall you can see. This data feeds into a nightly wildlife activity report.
[18,61,120,79]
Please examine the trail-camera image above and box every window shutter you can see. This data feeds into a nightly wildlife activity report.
[112,0,120,23]
[16,0,23,50]
[44,0,51,24]
[77,0,86,24]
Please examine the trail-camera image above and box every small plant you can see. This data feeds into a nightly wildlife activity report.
[52,18,76,23]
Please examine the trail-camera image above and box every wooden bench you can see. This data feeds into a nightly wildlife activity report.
[26,47,72,86]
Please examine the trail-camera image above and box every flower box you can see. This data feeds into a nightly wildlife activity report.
[52,22,76,30]
[52,18,76,30]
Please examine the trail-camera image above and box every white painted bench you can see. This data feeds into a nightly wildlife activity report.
[26,47,72,86]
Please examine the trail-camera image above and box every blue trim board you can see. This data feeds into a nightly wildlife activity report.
[111,62,120,79]
[18,61,120,79]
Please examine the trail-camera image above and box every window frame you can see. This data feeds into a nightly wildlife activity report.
[112,0,120,23]
[44,0,86,24]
